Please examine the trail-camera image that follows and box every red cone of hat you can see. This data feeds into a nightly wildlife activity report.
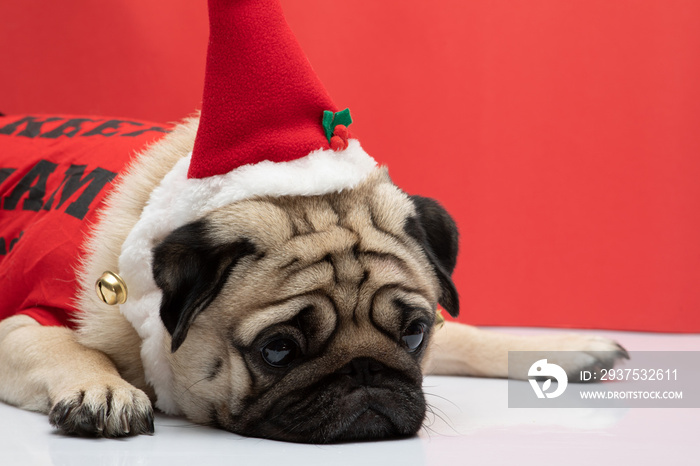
[188,0,339,179]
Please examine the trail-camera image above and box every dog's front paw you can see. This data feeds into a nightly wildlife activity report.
[535,335,630,382]
[509,334,630,381]
[49,382,154,437]
[559,336,630,382]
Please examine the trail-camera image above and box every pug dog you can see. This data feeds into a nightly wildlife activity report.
[0,114,628,443]
[0,0,628,444]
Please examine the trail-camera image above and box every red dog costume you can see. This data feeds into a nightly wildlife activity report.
[0,115,170,327]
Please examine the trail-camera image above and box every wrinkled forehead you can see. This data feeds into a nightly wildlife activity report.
[202,174,438,344]
[204,171,417,249]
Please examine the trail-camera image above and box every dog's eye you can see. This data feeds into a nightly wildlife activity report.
[261,338,299,367]
[401,322,427,353]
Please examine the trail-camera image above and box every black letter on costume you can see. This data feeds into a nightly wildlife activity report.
[0,116,64,138]
[0,168,16,186]
[9,231,23,251]
[0,232,25,255]
[2,160,58,211]
[43,165,117,220]
[122,126,171,137]
[40,118,98,138]
[81,120,143,137]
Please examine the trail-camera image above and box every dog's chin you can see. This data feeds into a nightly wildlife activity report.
[238,373,426,444]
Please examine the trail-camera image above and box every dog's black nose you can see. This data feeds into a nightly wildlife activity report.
[338,357,386,386]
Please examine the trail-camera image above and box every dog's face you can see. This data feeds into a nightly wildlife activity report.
[151,170,459,443]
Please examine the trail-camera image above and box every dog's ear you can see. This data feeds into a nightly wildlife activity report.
[152,220,256,352]
[404,195,460,317]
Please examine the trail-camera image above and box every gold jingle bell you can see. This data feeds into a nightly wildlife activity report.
[435,308,445,329]
[95,271,128,305]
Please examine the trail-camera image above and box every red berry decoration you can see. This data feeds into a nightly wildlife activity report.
[330,124,349,151]
[333,124,348,140]
[330,135,347,151]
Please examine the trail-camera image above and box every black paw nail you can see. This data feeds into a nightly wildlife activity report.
[147,411,155,434]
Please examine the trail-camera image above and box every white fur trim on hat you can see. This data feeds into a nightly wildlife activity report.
[118,139,376,414]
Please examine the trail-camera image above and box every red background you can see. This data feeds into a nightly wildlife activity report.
[1,1,698,332]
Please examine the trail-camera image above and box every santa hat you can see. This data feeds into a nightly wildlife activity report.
[117,0,377,414]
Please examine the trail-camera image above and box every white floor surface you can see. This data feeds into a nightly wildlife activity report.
[1,328,698,466]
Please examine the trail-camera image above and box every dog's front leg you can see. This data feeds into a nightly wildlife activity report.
[423,321,629,381]
[0,315,154,437]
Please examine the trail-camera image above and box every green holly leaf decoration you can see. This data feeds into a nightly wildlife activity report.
[322,108,353,143]
[322,111,335,142]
